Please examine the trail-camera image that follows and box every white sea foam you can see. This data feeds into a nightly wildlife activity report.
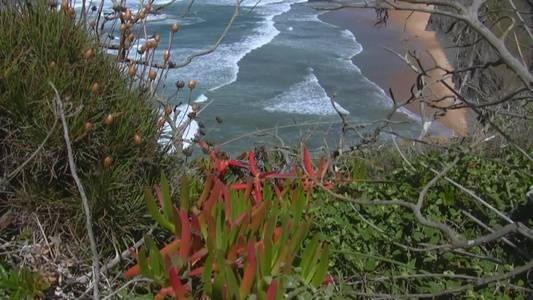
[265,73,350,115]
[195,94,208,103]
[166,1,290,92]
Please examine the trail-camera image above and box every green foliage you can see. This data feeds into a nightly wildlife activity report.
[0,264,50,299]
[124,148,333,299]
[313,148,533,298]
[0,1,169,249]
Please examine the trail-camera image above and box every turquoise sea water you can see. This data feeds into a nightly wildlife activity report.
[79,0,450,154]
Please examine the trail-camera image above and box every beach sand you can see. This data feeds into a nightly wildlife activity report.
[319,4,467,136]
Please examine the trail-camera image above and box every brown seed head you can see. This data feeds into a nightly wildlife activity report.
[191,104,199,111]
[84,49,93,59]
[127,33,134,42]
[140,44,147,52]
[165,106,172,116]
[215,116,223,123]
[104,156,113,168]
[171,23,179,33]
[49,61,56,69]
[67,6,74,15]
[60,0,68,11]
[148,70,157,80]
[154,34,160,42]
[91,82,99,93]
[134,134,142,146]
[105,114,114,126]
[128,66,137,77]
[138,11,145,19]
[145,3,151,11]
[124,9,131,20]
[84,122,93,132]
[158,118,165,128]
[90,20,96,28]
[163,50,170,61]
[187,112,197,119]
[188,80,196,90]
[119,23,127,32]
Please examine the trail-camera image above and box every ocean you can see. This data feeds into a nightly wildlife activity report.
[80,0,451,154]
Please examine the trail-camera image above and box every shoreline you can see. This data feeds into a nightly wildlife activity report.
[318,5,467,136]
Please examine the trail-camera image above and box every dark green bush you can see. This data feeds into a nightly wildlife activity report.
[0,1,170,252]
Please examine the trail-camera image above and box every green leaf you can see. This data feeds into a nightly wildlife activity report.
[300,234,319,278]
[211,271,225,300]
[138,246,154,279]
[160,172,174,222]
[224,264,241,300]
[180,175,190,212]
[202,252,215,285]
[144,189,174,232]
[364,258,377,272]
[145,235,163,279]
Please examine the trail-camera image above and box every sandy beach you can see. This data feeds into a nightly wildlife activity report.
[319,3,467,136]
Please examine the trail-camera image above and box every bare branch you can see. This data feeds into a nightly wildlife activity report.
[49,82,100,300]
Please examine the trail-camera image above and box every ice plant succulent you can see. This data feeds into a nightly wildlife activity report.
[124,145,332,299]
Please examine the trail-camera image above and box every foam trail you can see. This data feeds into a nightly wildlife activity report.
[265,73,350,116]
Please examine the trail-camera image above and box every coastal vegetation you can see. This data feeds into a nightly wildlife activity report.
[1,0,532,299]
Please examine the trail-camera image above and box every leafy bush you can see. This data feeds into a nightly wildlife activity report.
[313,148,533,298]
[0,264,50,299]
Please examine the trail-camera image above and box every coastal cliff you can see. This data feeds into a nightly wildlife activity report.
[426,1,533,117]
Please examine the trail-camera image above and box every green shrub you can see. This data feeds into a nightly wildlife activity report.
[0,1,170,251]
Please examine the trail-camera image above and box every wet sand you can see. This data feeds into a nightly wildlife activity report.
[318,4,466,136]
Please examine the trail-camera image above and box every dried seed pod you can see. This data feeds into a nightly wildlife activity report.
[60,0,68,11]
[138,11,145,19]
[191,104,199,111]
[145,3,151,11]
[84,122,93,132]
[128,66,137,77]
[134,134,142,146]
[163,50,170,61]
[91,82,99,93]
[164,106,172,116]
[192,135,200,143]
[175,81,184,89]
[187,112,196,119]
[199,128,206,136]
[154,34,160,42]
[67,6,74,15]
[148,70,157,80]
[188,80,196,90]
[171,23,179,33]
[104,156,113,168]
[90,20,96,28]
[127,33,134,42]
[105,114,114,126]
[124,9,131,20]
[49,61,56,69]
[158,118,165,128]
[182,147,193,156]
[84,49,93,59]
[215,116,223,123]
[119,23,127,33]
